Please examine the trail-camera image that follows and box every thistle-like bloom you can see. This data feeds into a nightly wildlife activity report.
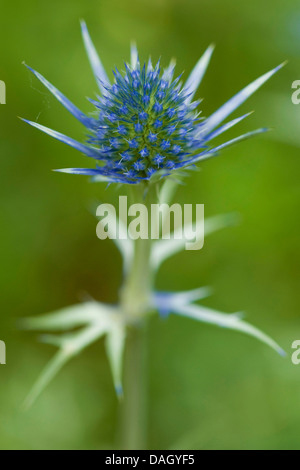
[22,21,283,184]
[21,23,286,407]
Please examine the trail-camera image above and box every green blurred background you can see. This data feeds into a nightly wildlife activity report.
[1,0,300,450]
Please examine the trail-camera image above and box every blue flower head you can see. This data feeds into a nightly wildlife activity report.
[22,21,284,185]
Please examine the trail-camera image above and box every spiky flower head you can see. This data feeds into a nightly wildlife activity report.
[22,21,283,185]
[87,58,204,181]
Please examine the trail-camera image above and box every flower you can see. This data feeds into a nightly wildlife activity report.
[21,24,286,405]
[22,21,284,185]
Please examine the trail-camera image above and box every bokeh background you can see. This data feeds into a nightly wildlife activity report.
[0,0,300,450]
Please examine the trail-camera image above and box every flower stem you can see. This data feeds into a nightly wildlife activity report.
[119,321,148,449]
[118,183,157,449]
[120,183,156,320]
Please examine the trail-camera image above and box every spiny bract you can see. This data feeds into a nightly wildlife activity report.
[22,21,283,185]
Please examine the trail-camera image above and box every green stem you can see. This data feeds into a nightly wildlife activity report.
[119,322,148,449]
[120,236,152,319]
[118,183,157,449]
[120,184,156,320]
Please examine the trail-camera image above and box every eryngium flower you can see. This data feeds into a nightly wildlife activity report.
[22,21,283,184]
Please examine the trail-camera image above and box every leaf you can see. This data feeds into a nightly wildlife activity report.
[105,321,126,398]
[23,63,93,127]
[199,62,285,135]
[184,45,215,103]
[80,20,110,93]
[162,58,176,82]
[159,178,178,205]
[151,212,239,271]
[20,301,114,331]
[22,303,121,408]
[21,119,101,158]
[192,128,269,165]
[23,350,71,410]
[130,42,139,69]
[171,303,285,356]
[95,202,134,274]
[153,287,212,317]
[205,111,253,141]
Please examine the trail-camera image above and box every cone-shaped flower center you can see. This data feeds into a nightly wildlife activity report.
[89,60,203,180]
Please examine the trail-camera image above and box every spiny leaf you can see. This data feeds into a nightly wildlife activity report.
[153,287,213,315]
[20,301,114,331]
[95,202,134,274]
[105,321,126,398]
[22,305,120,408]
[151,212,239,271]
[23,350,71,410]
[171,303,286,356]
